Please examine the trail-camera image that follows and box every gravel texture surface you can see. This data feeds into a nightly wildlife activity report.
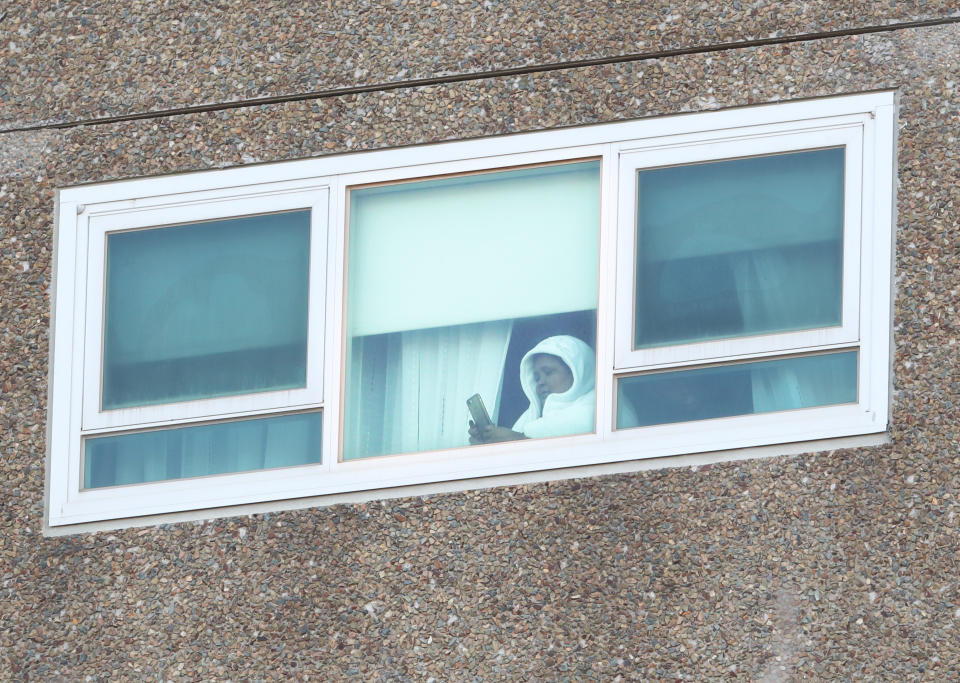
[0,16,958,682]
[1,0,959,129]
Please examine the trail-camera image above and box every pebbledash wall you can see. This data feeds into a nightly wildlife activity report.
[2,2,959,679]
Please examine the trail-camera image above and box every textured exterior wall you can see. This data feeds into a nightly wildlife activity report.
[1,3,959,679]
[2,1,958,129]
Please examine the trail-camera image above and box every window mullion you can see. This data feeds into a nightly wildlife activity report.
[323,175,348,473]
[595,143,620,438]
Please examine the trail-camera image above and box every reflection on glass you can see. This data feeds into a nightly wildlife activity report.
[84,411,322,488]
[344,162,601,459]
[616,351,857,429]
[102,211,311,410]
[635,148,845,348]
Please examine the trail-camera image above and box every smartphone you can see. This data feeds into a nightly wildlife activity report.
[466,393,493,429]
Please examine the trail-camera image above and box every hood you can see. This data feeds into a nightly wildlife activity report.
[519,335,595,414]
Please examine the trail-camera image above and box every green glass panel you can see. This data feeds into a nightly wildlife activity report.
[635,148,845,348]
[102,210,311,409]
[84,412,322,488]
[616,351,857,429]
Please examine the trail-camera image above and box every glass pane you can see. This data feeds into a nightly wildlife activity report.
[344,162,601,459]
[616,351,857,429]
[634,148,844,348]
[84,411,322,488]
[102,211,311,409]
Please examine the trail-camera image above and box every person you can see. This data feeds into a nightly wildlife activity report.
[469,335,595,444]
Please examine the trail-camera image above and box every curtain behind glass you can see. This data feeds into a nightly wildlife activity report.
[616,351,858,429]
[102,211,311,409]
[635,148,844,348]
[344,321,512,459]
[84,412,322,488]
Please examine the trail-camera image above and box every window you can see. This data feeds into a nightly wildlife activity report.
[343,161,601,459]
[48,93,895,527]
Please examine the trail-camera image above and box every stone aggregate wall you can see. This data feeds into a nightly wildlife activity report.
[2,1,959,129]
[1,5,959,680]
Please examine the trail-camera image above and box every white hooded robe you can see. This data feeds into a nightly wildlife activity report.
[511,335,595,439]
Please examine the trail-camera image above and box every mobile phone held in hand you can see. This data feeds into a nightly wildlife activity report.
[466,393,493,429]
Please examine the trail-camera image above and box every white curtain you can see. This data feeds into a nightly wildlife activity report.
[345,320,513,460]
[726,247,847,412]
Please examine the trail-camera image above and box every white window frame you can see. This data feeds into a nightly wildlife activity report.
[614,123,863,370]
[81,185,330,432]
[47,92,895,528]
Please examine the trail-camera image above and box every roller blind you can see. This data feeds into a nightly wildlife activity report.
[347,161,601,337]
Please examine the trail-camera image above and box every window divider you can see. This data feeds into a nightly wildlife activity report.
[595,144,620,439]
[325,175,348,473]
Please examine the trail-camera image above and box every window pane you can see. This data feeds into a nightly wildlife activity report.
[634,148,844,348]
[344,162,601,459]
[102,211,311,409]
[84,411,322,488]
[616,351,857,429]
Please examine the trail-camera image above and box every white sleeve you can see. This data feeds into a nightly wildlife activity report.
[518,394,595,439]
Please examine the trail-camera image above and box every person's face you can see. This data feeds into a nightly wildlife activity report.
[532,354,574,401]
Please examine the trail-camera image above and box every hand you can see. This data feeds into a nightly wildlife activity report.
[468,420,484,445]
[469,422,527,444]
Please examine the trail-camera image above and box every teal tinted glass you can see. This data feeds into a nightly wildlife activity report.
[344,162,601,460]
[84,411,322,488]
[616,351,857,429]
[635,148,844,348]
[102,211,311,409]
